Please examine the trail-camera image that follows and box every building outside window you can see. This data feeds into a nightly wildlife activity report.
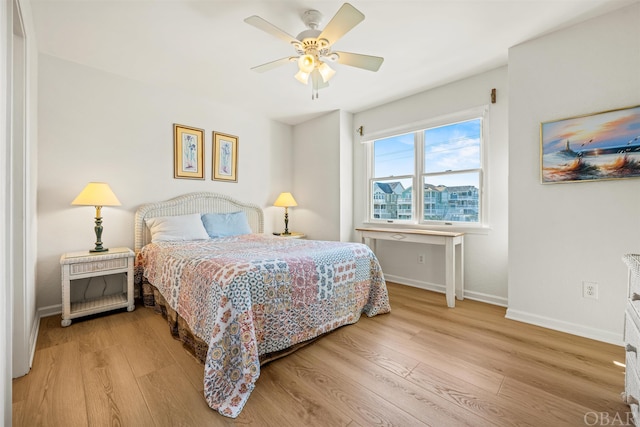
[367,109,486,227]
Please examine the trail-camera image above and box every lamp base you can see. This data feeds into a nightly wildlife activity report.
[91,213,108,253]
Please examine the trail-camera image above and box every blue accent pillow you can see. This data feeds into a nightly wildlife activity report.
[201,211,252,238]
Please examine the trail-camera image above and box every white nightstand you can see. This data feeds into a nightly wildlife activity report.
[60,247,135,327]
[273,232,306,239]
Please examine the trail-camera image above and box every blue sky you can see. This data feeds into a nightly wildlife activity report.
[374,119,481,188]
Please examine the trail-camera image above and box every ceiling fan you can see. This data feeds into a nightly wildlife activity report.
[244,3,384,99]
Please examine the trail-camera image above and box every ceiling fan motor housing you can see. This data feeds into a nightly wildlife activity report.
[293,9,333,61]
[302,9,323,29]
[294,33,330,58]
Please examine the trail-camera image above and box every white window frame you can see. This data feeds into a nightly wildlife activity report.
[364,105,489,231]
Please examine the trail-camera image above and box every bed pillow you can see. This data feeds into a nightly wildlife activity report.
[201,211,252,238]
[145,213,210,243]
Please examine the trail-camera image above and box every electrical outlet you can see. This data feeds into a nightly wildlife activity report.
[417,254,425,264]
[583,281,598,299]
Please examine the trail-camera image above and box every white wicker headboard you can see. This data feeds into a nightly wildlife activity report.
[134,192,264,253]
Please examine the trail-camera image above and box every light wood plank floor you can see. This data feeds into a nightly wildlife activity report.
[13,282,631,426]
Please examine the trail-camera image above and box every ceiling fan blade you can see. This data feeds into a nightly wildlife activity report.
[250,57,295,73]
[244,15,299,45]
[334,51,384,71]
[317,3,364,46]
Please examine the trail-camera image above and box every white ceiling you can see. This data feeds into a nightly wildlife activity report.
[29,0,636,125]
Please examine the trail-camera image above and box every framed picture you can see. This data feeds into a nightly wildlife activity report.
[212,132,238,182]
[541,105,640,184]
[174,124,204,179]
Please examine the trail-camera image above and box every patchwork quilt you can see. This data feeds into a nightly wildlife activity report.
[137,234,390,418]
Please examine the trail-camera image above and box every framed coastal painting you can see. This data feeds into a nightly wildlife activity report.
[212,132,238,182]
[174,124,204,179]
[540,105,640,184]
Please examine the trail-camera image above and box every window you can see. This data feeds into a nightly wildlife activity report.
[367,109,486,227]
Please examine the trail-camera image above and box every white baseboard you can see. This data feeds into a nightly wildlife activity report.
[385,274,621,345]
[383,274,507,307]
[29,304,62,370]
[37,284,621,348]
[463,289,508,307]
[38,303,61,318]
[505,308,623,346]
[28,314,39,370]
[385,274,445,294]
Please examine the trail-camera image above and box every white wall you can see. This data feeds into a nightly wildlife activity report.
[292,110,353,241]
[37,54,293,311]
[339,110,354,242]
[353,67,509,305]
[507,3,640,344]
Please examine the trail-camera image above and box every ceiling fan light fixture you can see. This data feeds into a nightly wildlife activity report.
[297,54,315,73]
[294,69,310,84]
[246,3,384,100]
[317,62,335,83]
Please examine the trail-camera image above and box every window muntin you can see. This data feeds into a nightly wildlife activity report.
[368,115,484,227]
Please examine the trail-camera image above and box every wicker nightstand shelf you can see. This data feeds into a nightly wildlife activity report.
[60,247,135,327]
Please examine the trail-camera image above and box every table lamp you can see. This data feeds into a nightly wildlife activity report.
[273,192,297,235]
[71,182,121,252]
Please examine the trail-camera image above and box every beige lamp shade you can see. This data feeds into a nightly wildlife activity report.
[273,192,298,207]
[71,182,121,207]
[72,182,121,252]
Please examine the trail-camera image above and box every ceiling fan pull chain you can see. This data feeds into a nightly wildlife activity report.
[311,72,317,99]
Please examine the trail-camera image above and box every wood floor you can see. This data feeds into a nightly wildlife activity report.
[12,282,631,426]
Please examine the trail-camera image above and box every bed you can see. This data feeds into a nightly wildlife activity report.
[133,192,390,418]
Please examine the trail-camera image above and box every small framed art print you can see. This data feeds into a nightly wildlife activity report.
[212,132,238,182]
[174,124,204,179]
